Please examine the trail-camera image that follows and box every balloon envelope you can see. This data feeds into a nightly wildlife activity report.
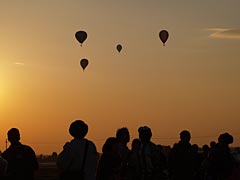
[80,59,89,71]
[75,31,87,46]
[159,30,169,46]
[116,44,122,53]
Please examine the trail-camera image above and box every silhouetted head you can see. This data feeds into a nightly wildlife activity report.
[138,126,152,143]
[69,120,88,139]
[180,130,191,143]
[210,141,216,148]
[116,127,130,145]
[8,128,20,144]
[102,137,119,154]
[218,133,233,145]
[172,143,178,148]
[157,144,163,150]
[192,144,199,153]
[131,138,142,152]
[202,144,210,155]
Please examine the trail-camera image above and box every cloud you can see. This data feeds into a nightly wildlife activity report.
[14,62,25,66]
[207,28,240,39]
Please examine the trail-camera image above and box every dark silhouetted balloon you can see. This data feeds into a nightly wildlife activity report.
[116,44,122,53]
[75,31,87,46]
[159,30,169,46]
[80,59,89,71]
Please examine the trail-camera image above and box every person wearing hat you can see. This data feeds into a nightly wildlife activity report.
[57,120,98,180]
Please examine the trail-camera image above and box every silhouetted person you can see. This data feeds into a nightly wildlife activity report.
[0,149,8,178]
[138,126,164,180]
[96,137,122,180]
[127,138,143,180]
[169,130,194,180]
[202,144,210,160]
[57,120,98,180]
[116,127,130,180]
[156,144,167,169]
[192,144,202,180]
[200,144,211,180]
[208,133,235,180]
[210,141,216,150]
[2,128,39,180]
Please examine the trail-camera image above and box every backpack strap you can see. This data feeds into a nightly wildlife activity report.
[80,140,89,172]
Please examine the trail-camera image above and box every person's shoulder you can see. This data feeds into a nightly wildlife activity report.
[86,139,96,147]
[2,148,10,158]
[21,144,36,153]
[85,139,97,151]
[1,150,7,156]
[171,142,181,153]
[22,144,33,149]
[0,157,7,165]
[149,141,157,149]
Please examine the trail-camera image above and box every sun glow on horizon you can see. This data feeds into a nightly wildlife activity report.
[0,0,240,154]
[0,77,8,111]
[0,68,13,113]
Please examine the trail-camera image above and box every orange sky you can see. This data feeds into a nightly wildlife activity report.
[1,1,240,154]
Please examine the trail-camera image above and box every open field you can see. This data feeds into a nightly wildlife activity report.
[34,153,240,180]
[35,162,58,180]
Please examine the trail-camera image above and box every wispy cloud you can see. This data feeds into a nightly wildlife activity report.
[206,28,240,39]
[14,62,25,66]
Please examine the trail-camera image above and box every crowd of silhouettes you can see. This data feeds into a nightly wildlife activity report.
[0,120,240,180]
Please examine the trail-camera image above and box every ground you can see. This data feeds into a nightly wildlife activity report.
[35,162,58,180]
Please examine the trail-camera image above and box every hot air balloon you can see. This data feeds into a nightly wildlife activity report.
[159,30,169,46]
[80,59,89,71]
[116,44,122,53]
[75,31,87,46]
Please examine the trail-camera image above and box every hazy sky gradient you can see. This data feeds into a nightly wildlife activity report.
[1,0,240,154]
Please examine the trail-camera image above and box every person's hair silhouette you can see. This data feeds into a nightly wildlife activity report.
[69,120,88,139]
[7,128,20,144]
[116,127,130,145]
[138,126,152,143]
[218,133,233,145]
[180,130,191,143]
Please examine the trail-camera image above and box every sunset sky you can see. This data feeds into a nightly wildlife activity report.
[1,0,240,154]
